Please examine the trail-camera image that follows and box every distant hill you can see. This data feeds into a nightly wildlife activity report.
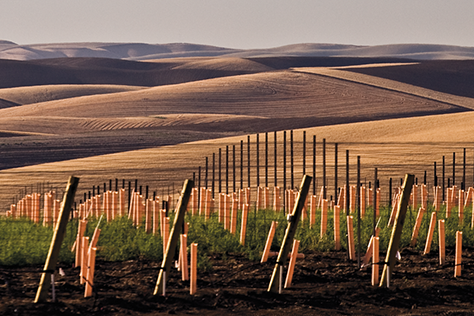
[1,41,474,61]
[346,60,474,99]
[0,56,410,89]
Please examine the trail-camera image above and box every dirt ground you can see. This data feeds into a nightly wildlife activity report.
[2,249,474,315]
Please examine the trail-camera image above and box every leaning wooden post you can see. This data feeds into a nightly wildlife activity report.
[410,207,426,247]
[154,179,193,295]
[423,212,437,255]
[268,175,312,293]
[261,221,278,263]
[35,176,79,303]
[284,239,300,288]
[379,174,414,288]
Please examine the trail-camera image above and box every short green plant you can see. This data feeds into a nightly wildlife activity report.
[1,202,472,268]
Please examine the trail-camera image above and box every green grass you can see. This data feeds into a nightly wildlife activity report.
[1,203,472,269]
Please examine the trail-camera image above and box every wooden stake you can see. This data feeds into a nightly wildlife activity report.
[379,174,414,288]
[180,234,189,281]
[438,220,445,265]
[154,179,193,295]
[230,197,238,234]
[347,215,356,260]
[190,243,198,295]
[240,204,249,245]
[410,207,426,247]
[264,187,270,209]
[80,236,89,284]
[218,193,225,223]
[268,175,312,293]
[75,220,87,267]
[388,192,400,227]
[421,184,427,210]
[119,188,125,217]
[274,186,281,212]
[163,217,169,258]
[464,187,473,208]
[310,195,317,228]
[372,237,379,286]
[363,236,374,268]
[455,231,462,277]
[35,176,79,303]
[284,239,300,288]
[337,185,345,210]
[321,199,328,238]
[334,205,340,250]
[145,199,152,233]
[423,212,437,255]
[360,186,366,217]
[261,221,278,263]
[224,194,231,229]
[153,203,159,235]
[84,247,97,298]
[412,184,418,210]
[349,185,356,213]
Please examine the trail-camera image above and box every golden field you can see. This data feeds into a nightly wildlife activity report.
[0,55,473,208]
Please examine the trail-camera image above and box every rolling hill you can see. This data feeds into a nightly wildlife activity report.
[0,52,474,209]
[2,41,474,61]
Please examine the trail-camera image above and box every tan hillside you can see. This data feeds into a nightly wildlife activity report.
[0,70,464,136]
[294,63,474,109]
[0,84,145,106]
[0,114,264,135]
[1,110,474,209]
[145,57,274,72]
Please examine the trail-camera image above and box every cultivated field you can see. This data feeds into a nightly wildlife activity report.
[2,54,474,315]
[0,57,473,205]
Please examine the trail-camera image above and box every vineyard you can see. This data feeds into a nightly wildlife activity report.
[2,56,474,315]
[2,133,474,314]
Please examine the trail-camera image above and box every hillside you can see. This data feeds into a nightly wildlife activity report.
[346,60,474,99]
[0,84,145,105]
[0,70,464,134]
[0,56,418,89]
[0,56,472,171]
[0,57,272,89]
[1,110,473,209]
[2,41,474,61]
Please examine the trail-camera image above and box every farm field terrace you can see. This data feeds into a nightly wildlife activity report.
[2,56,474,315]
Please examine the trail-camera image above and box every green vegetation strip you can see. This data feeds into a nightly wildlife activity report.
[1,203,473,269]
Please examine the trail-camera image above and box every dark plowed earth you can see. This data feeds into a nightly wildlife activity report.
[0,129,238,170]
[347,60,474,99]
[0,58,263,89]
[0,56,412,89]
[2,250,474,315]
[0,98,19,109]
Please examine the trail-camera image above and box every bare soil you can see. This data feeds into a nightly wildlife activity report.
[347,60,474,99]
[2,249,474,315]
